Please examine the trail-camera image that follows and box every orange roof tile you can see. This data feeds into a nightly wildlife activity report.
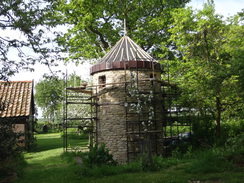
[0,81,33,118]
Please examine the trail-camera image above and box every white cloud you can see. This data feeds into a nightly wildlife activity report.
[188,0,243,18]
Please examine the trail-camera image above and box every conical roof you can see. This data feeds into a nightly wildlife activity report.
[100,36,154,63]
[90,35,161,75]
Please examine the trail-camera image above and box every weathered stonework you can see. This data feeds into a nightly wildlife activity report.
[92,68,163,163]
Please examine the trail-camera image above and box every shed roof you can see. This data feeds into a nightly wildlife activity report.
[0,81,33,118]
[100,35,155,63]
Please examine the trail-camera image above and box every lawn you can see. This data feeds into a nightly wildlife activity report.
[14,133,244,183]
[14,133,90,183]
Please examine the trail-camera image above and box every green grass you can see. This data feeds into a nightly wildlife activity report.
[15,133,89,183]
[14,133,244,183]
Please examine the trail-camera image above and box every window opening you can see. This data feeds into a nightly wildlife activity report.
[150,73,156,78]
[99,75,106,88]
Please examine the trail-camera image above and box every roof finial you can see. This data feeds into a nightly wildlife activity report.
[124,19,127,36]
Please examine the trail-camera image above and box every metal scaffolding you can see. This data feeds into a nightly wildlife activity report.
[63,62,194,158]
[63,76,98,151]
[124,61,164,161]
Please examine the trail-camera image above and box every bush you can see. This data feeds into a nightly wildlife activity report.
[66,132,89,139]
[186,149,233,173]
[0,155,26,180]
[81,143,117,168]
[224,133,244,168]
[0,123,26,181]
[191,118,215,148]
[78,164,124,178]
[76,154,181,178]
[185,133,244,174]
[140,154,181,171]
[219,119,244,145]
[0,123,22,161]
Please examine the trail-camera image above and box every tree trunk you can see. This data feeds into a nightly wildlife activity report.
[216,97,221,139]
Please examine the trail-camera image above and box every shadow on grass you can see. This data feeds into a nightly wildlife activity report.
[32,137,63,152]
[31,133,88,152]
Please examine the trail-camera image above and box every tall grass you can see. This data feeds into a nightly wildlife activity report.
[15,132,244,183]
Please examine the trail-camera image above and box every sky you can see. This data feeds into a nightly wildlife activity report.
[9,0,243,84]
[188,0,243,16]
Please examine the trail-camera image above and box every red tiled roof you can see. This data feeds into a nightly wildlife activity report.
[0,81,33,118]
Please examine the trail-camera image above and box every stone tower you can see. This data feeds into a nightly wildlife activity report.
[90,36,163,163]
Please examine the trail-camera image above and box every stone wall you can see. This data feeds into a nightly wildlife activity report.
[93,68,163,163]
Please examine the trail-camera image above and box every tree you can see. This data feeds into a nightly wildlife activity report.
[67,72,84,87]
[35,73,88,121]
[166,2,244,138]
[54,0,190,62]
[0,0,63,80]
[65,73,91,125]
[35,77,64,122]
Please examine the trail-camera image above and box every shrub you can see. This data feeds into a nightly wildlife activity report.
[141,155,181,171]
[79,164,124,178]
[191,118,215,148]
[224,133,244,168]
[66,132,89,139]
[186,149,233,173]
[0,155,26,181]
[81,143,117,168]
[76,154,182,178]
[0,123,22,162]
[0,122,26,180]
[219,119,244,145]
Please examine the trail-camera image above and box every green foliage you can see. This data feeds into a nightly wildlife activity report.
[35,122,62,134]
[78,164,124,178]
[35,73,89,121]
[35,76,64,121]
[54,0,190,62]
[191,118,215,147]
[167,2,244,138]
[0,0,63,80]
[186,149,233,174]
[220,119,244,144]
[61,132,89,140]
[66,73,84,87]
[180,133,244,174]
[77,154,182,178]
[0,123,22,161]
[0,154,26,181]
[0,122,26,181]
[224,133,244,167]
[80,143,117,168]
[17,133,244,182]
[140,154,181,172]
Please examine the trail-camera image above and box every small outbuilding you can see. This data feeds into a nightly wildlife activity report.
[63,35,192,162]
[90,35,163,163]
[0,80,35,149]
